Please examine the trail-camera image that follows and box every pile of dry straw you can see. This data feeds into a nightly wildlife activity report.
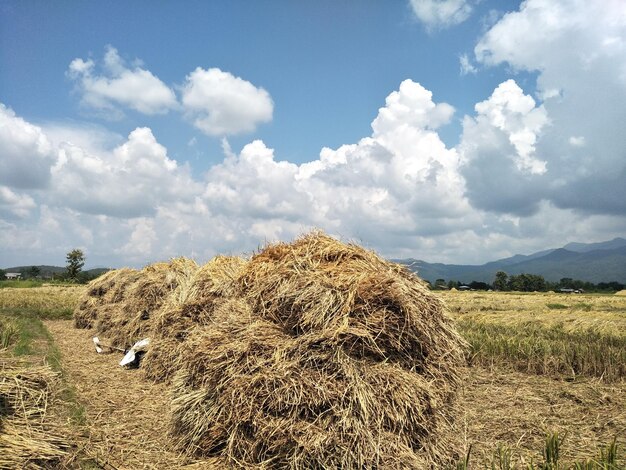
[75,232,466,468]
[0,357,71,468]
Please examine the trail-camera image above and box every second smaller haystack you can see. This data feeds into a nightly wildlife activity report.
[141,255,246,382]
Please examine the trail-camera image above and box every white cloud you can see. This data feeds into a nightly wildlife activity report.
[410,0,472,30]
[202,79,471,252]
[117,218,158,259]
[0,186,36,218]
[0,104,55,189]
[458,80,549,215]
[51,127,200,218]
[473,0,626,216]
[459,54,477,75]
[372,79,455,132]
[181,67,273,136]
[68,46,177,117]
[3,60,626,269]
[467,79,548,175]
[568,136,585,147]
[3,80,472,266]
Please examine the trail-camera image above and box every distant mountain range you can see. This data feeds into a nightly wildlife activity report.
[4,237,626,284]
[394,237,626,284]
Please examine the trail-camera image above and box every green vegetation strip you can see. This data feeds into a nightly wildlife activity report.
[1,308,87,426]
[457,319,626,381]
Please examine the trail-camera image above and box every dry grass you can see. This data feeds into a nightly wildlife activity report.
[74,267,143,329]
[442,291,626,381]
[0,356,72,469]
[76,258,199,350]
[441,291,626,332]
[2,245,621,468]
[458,367,626,468]
[142,255,246,382]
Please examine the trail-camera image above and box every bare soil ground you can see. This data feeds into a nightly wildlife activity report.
[45,319,625,469]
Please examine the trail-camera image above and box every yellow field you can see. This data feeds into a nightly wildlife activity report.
[441,291,626,382]
[442,290,626,332]
[0,285,84,316]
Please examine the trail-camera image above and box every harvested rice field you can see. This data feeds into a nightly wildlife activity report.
[1,234,625,468]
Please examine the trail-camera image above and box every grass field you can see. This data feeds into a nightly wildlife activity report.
[1,286,624,468]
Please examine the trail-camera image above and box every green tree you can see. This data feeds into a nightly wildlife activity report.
[28,266,41,278]
[508,273,546,292]
[493,271,508,291]
[469,281,490,290]
[434,278,447,289]
[66,249,85,281]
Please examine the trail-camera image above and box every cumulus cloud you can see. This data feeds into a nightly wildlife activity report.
[372,79,455,132]
[117,218,158,259]
[458,80,549,215]
[67,46,177,117]
[201,79,471,252]
[473,0,626,216]
[2,80,474,266]
[465,80,548,174]
[410,0,472,30]
[181,67,273,136]
[51,127,200,218]
[3,63,626,269]
[0,104,55,189]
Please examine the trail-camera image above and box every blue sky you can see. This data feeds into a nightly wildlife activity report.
[1,0,526,165]
[1,0,625,269]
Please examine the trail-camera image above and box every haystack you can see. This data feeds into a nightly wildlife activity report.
[615,290,626,296]
[73,268,142,329]
[75,258,199,364]
[172,232,466,468]
[142,255,246,382]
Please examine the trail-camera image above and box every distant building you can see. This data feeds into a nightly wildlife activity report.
[559,288,575,294]
[458,285,470,291]
[5,272,22,280]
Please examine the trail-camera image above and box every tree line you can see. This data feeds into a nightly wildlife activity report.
[431,271,625,293]
[0,249,104,284]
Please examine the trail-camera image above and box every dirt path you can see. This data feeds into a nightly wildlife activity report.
[45,320,221,470]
